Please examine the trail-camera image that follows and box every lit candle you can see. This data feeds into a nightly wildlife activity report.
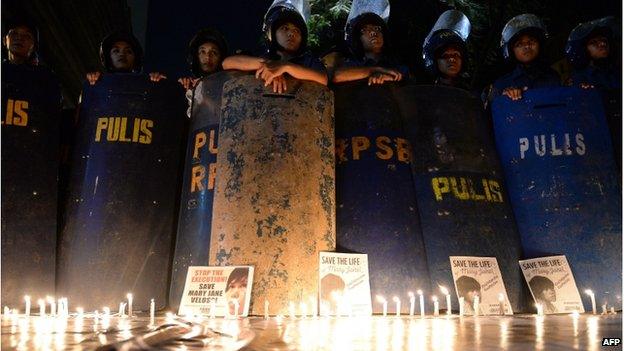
[3,306,9,317]
[432,296,439,316]
[536,303,544,316]
[150,299,155,325]
[393,296,401,317]
[103,306,111,318]
[289,301,296,319]
[38,299,45,317]
[459,297,465,316]
[210,300,216,319]
[24,296,31,316]
[584,290,596,314]
[299,301,307,319]
[418,290,425,317]
[499,293,506,315]
[119,302,126,317]
[47,296,56,316]
[233,299,240,318]
[264,299,269,319]
[127,293,133,317]
[610,307,615,314]
[376,295,387,317]
[76,307,84,319]
[408,292,415,316]
[473,295,480,316]
[601,304,607,315]
[440,286,451,316]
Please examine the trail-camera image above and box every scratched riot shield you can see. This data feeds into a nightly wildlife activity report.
[57,74,187,310]
[169,71,242,310]
[333,81,432,313]
[397,85,525,312]
[492,87,622,310]
[210,75,335,315]
[1,62,61,306]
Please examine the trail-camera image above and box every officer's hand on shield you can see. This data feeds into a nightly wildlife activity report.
[256,60,288,85]
[87,71,102,85]
[178,77,200,90]
[271,75,288,94]
[149,72,168,82]
[368,71,397,86]
[373,67,402,82]
[502,86,528,101]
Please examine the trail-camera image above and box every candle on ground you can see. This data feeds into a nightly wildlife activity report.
[459,297,465,316]
[233,299,240,318]
[536,303,544,316]
[393,296,401,317]
[103,307,111,318]
[601,304,607,315]
[473,295,480,316]
[127,293,133,317]
[24,296,31,316]
[150,299,155,325]
[119,302,126,317]
[210,300,216,319]
[38,299,45,317]
[418,290,425,318]
[299,301,307,318]
[47,296,56,316]
[264,299,269,319]
[289,301,296,319]
[408,292,415,316]
[584,290,596,315]
[432,296,439,316]
[376,296,387,317]
[3,306,9,317]
[610,307,615,314]
[440,286,451,316]
[76,307,84,319]
[499,293,506,315]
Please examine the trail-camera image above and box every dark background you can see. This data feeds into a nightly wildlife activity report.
[2,0,621,108]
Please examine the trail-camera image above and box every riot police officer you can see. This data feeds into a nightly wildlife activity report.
[422,10,471,89]
[86,31,166,85]
[332,0,405,85]
[566,17,620,90]
[178,27,229,91]
[222,0,327,93]
[486,14,560,102]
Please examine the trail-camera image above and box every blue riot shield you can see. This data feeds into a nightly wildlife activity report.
[169,71,241,310]
[57,74,187,310]
[1,62,61,306]
[398,85,526,312]
[492,87,622,310]
[334,81,431,313]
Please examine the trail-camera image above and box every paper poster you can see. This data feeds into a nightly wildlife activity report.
[519,255,585,314]
[450,256,513,315]
[179,266,254,317]
[319,252,372,316]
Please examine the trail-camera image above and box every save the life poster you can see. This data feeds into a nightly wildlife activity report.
[319,252,372,316]
[450,256,513,315]
[519,255,585,314]
[179,266,254,317]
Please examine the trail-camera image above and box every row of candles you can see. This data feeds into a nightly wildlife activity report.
[2,288,616,321]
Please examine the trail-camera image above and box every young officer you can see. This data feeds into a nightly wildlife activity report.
[332,0,405,85]
[422,10,471,89]
[222,0,327,93]
[486,14,560,102]
[178,27,229,90]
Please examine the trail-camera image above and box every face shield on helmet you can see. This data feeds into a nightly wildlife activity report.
[422,10,471,73]
[565,16,617,68]
[500,14,547,61]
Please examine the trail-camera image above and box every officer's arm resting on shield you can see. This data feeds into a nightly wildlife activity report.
[222,55,287,93]
[333,66,402,85]
[86,71,167,85]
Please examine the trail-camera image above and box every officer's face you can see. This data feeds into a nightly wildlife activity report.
[198,42,222,74]
[4,26,35,61]
[275,22,302,53]
[110,41,136,70]
[586,35,609,60]
[360,24,384,54]
[436,47,462,78]
[512,34,539,63]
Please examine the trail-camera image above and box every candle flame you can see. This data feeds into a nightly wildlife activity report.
[498,293,505,301]
[393,296,400,303]
[24,295,30,301]
[127,293,133,300]
[408,291,414,298]
[584,289,594,296]
[432,295,438,302]
[417,290,423,295]
[375,295,387,303]
[439,286,449,295]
